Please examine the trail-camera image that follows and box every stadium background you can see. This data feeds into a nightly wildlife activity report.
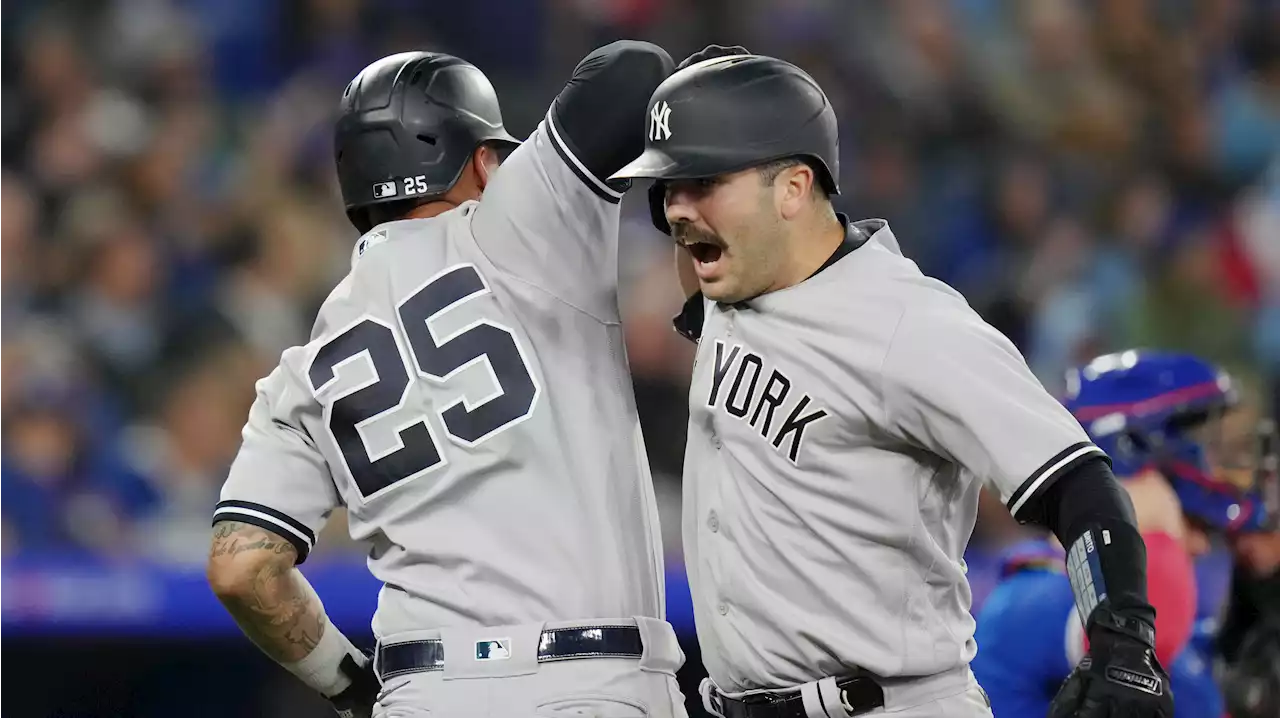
[2,0,1278,715]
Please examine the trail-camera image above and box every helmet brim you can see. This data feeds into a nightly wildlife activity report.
[611,147,749,182]
[612,146,838,194]
[610,148,684,181]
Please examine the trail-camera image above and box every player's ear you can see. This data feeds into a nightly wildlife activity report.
[474,144,502,191]
[777,163,814,221]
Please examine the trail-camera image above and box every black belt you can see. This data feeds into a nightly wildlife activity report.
[709,676,885,718]
[376,625,643,680]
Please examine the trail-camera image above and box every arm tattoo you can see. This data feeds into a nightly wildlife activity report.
[209,521,325,663]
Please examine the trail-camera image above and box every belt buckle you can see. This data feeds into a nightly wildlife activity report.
[835,674,885,717]
[708,687,727,718]
[700,679,729,718]
[840,686,859,715]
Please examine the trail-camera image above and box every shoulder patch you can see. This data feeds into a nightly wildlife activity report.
[351,228,389,268]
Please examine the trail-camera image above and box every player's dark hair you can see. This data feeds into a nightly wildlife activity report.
[352,197,420,234]
[757,157,830,201]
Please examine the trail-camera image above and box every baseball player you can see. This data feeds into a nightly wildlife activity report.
[204,45,688,717]
[1168,416,1278,718]
[972,349,1274,717]
[612,46,1173,718]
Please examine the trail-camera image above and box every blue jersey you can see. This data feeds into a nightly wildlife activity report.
[1168,633,1224,718]
[973,539,1226,718]
[1193,544,1234,641]
[971,540,1075,717]
[1165,545,1234,718]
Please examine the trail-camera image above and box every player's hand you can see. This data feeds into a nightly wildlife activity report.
[329,652,379,718]
[677,44,751,71]
[1049,609,1174,718]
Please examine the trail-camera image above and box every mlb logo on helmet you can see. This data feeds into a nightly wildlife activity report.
[373,181,397,199]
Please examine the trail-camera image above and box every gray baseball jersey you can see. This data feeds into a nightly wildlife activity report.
[213,113,666,638]
[679,217,1106,692]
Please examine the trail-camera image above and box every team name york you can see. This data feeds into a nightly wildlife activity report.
[706,340,830,464]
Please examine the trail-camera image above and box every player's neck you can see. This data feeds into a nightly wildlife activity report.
[774,213,846,292]
[402,183,483,221]
[404,200,461,220]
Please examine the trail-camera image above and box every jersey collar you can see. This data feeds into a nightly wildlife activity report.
[808,213,875,280]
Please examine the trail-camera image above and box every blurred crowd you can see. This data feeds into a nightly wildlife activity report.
[2,0,1279,566]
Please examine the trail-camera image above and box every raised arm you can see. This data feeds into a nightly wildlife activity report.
[549,40,675,194]
[471,41,673,322]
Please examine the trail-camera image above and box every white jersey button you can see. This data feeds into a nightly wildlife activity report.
[717,603,728,616]
[708,512,720,532]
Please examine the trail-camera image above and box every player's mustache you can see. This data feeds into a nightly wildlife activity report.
[672,223,726,249]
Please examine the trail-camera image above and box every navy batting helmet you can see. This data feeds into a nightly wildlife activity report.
[335,52,520,232]
[611,54,840,234]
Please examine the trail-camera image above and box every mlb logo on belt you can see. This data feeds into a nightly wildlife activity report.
[372,181,397,199]
[475,638,512,661]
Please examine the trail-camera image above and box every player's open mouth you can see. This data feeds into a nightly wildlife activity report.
[686,242,723,266]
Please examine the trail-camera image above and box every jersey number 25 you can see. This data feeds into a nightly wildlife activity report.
[307,264,538,499]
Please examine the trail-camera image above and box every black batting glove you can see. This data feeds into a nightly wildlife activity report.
[1049,608,1174,718]
[329,652,379,718]
[677,44,751,71]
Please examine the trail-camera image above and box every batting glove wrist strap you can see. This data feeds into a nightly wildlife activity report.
[1089,605,1156,649]
[1049,612,1174,718]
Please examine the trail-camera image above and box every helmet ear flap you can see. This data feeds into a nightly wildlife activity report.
[648,181,671,235]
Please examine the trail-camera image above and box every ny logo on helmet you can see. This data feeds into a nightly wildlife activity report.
[649,101,672,141]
